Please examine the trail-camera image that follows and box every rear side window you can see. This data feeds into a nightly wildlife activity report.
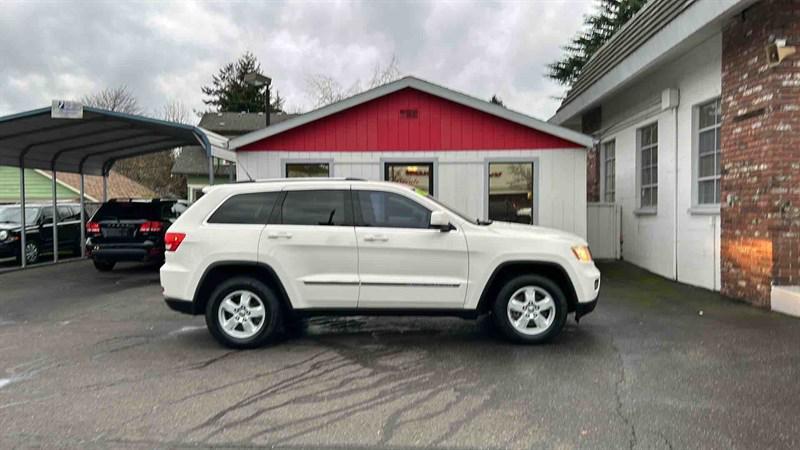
[355,190,431,229]
[278,190,351,226]
[208,192,279,224]
[93,202,162,221]
[57,206,77,221]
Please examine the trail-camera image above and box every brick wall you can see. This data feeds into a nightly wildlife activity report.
[720,0,800,307]
[586,144,600,202]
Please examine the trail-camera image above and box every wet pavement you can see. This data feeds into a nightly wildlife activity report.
[0,260,798,449]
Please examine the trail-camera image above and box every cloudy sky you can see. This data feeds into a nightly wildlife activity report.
[0,0,594,123]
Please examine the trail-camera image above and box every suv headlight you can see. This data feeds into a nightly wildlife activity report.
[571,245,592,262]
[0,230,8,241]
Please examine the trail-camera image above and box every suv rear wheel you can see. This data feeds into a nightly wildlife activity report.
[492,274,567,344]
[206,277,282,349]
[93,259,115,272]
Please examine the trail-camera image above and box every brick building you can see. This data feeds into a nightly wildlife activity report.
[550,0,800,315]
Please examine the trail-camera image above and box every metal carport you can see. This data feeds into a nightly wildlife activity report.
[0,105,231,268]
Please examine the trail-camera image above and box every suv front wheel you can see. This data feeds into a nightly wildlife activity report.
[492,274,567,344]
[206,277,282,349]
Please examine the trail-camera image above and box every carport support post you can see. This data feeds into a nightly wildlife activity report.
[102,174,108,202]
[52,170,58,263]
[19,164,26,268]
[208,152,215,185]
[79,174,86,258]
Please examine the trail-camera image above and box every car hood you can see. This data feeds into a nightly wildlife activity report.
[0,223,21,231]
[486,220,587,245]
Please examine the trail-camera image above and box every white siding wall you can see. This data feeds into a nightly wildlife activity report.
[238,149,588,238]
[596,33,722,290]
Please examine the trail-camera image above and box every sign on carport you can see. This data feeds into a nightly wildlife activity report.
[51,100,84,119]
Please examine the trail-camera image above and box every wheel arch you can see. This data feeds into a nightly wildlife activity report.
[476,261,579,314]
[192,261,294,316]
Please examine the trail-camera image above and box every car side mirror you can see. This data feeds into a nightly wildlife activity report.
[430,211,452,231]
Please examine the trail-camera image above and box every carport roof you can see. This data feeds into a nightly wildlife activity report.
[0,106,231,176]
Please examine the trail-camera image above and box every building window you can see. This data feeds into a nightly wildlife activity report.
[285,162,330,178]
[384,162,434,195]
[602,140,616,203]
[488,162,534,225]
[697,98,722,205]
[638,123,658,209]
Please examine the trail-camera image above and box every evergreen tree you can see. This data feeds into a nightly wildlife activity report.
[490,95,505,107]
[202,52,284,113]
[548,0,648,86]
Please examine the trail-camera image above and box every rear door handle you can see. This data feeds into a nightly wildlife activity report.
[363,234,388,242]
[266,231,293,239]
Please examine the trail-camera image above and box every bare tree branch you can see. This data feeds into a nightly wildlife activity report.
[81,85,141,114]
[161,99,190,125]
[305,55,402,108]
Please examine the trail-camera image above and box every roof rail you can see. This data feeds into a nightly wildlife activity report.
[235,177,367,184]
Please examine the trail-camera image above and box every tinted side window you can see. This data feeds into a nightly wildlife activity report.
[57,206,76,221]
[40,207,54,223]
[279,190,351,226]
[356,191,431,229]
[208,192,279,224]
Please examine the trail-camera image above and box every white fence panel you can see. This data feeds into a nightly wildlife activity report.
[587,203,621,260]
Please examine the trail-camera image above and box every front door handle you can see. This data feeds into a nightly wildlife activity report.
[266,231,293,239]
[363,234,388,242]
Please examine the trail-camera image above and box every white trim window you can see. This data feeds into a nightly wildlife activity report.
[384,161,435,195]
[638,123,658,209]
[697,99,721,205]
[601,140,616,203]
[285,162,330,178]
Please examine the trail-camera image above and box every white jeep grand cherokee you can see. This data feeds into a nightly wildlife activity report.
[161,178,600,348]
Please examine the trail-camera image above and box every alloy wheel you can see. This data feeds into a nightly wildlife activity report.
[25,242,39,264]
[506,286,556,336]
[217,290,267,340]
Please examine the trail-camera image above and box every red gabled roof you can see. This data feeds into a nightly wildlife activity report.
[233,76,592,152]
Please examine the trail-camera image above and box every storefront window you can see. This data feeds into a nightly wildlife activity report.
[285,162,330,178]
[488,162,534,224]
[384,162,434,195]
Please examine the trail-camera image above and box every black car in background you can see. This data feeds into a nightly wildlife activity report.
[85,199,187,271]
[0,203,85,264]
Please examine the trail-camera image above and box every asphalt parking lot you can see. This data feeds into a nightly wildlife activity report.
[0,261,799,449]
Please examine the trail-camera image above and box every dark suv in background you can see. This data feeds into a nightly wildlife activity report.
[0,203,85,264]
[86,199,187,272]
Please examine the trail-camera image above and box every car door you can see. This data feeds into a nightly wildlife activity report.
[38,206,55,252]
[258,186,359,309]
[353,188,469,309]
[57,206,79,249]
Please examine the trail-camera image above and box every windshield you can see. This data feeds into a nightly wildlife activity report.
[421,193,492,226]
[0,206,40,224]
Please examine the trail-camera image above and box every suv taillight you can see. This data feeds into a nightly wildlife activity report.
[139,221,163,233]
[86,221,100,234]
[165,232,185,252]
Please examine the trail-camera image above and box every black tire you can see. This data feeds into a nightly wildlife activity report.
[492,274,568,344]
[93,259,116,272]
[205,277,282,349]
